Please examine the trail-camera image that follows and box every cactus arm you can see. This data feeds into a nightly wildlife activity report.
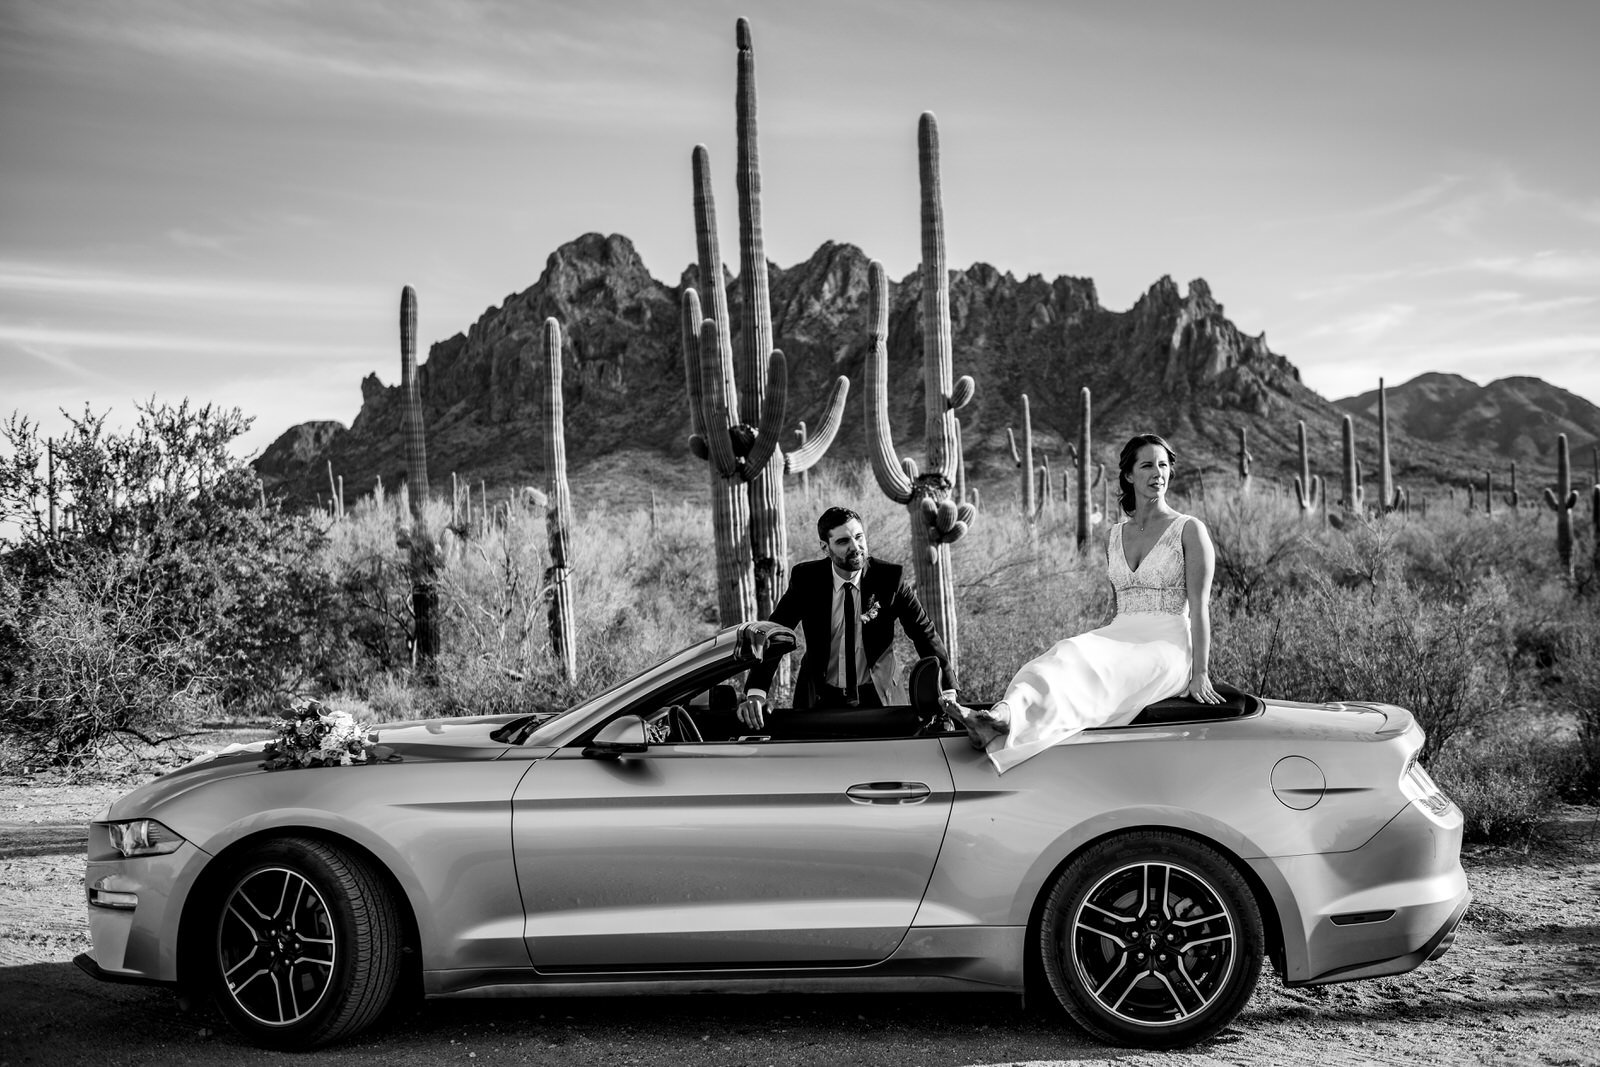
[691,146,736,377]
[864,260,913,504]
[680,288,710,458]
[698,317,741,479]
[741,349,788,477]
[953,416,968,505]
[1007,428,1021,466]
[784,374,851,475]
[950,376,975,410]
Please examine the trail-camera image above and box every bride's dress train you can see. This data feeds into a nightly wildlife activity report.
[984,515,1194,774]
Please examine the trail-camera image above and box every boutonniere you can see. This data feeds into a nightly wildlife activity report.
[861,594,881,623]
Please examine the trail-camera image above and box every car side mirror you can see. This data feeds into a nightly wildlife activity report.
[583,715,649,759]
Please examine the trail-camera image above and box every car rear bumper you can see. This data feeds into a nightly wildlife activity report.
[1253,799,1470,985]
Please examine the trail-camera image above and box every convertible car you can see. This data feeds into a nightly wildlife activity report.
[78,621,1468,1050]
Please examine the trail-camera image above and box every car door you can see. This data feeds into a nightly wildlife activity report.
[510,734,954,971]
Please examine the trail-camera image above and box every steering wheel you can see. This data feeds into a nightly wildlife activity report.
[669,704,703,743]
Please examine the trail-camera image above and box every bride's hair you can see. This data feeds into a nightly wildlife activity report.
[1118,433,1178,515]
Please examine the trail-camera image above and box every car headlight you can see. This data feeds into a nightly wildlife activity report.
[105,819,186,858]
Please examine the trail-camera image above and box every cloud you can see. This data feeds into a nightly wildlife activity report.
[1466,251,1600,285]
[0,323,375,359]
[0,260,383,310]
[1304,303,1416,343]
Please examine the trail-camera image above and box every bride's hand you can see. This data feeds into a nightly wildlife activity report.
[1188,673,1223,704]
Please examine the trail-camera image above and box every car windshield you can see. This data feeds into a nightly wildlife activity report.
[515,631,730,746]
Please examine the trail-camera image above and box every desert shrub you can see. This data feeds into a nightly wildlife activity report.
[3,558,214,763]
[1211,573,1514,761]
[1429,713,1575,847]
[2,404,351,758]
[1192,488,1310,611]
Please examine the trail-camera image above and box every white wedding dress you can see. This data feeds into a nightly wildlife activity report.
[986,515,1194,773]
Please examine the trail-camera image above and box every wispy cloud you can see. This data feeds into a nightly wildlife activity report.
[1466,251,1600,285]
[0,261,382,310]
[1304,303,1416,342]
[0,323,376,359]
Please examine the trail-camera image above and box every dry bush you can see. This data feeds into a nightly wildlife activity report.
[1191,488,1311,611]
[1211,573,1514,762]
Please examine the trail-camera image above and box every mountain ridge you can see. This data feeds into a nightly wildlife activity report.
[254,233,1595,511]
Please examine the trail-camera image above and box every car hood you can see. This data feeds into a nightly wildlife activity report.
[103,713,529,822]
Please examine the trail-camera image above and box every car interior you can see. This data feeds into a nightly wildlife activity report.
[630,656,1264,746]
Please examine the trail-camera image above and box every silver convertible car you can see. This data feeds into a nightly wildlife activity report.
[78,622,1469,1051]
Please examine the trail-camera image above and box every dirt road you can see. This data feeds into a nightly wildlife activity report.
[2,775,1598,1067]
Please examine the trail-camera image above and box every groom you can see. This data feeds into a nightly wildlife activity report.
[738,506,957,728]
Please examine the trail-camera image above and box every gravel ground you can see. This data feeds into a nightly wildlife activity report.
[2,771,1597,1067]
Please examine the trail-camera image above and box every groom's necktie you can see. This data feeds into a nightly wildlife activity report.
[842,583,859,704]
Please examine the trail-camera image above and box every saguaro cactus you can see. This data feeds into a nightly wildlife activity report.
[1007,394,1036,524]
[1237,426,1253,492]
[684,21,849,624]
[400,285,439,669]
[1339,415,1362,514]
[1073,387,1093,548]
[542,319,577,682]
[1292,420,1321,513]
[1377,377,1395,512]
[1507,460,1520,509]
[1543,433,1579,581]
[682,285,757,625]
[864,115,977,663]
[1485,470,1494,517]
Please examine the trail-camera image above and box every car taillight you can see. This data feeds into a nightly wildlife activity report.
[1400,756,1452,816]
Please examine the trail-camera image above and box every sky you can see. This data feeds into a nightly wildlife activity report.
[3,0,1599,462]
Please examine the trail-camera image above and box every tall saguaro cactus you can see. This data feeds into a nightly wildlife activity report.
[1293,420,1321,513]
[1007,394,1036,525]
[1073,387,1092,549]
[1543,432,1579,581]
[682,285,758,625]
[683,21,849,625]
[1377,377,1395,512]
[732,17,788,618]
[865,112,977,666]
[1339,414,1362,515]
[542,319,577,682]
[400,286,439,669]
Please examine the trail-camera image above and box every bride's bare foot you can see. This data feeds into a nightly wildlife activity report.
[942,697,1009,750]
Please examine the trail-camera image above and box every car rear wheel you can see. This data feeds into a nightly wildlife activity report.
[209,837,401,1049]
[1038,831,1263,1049]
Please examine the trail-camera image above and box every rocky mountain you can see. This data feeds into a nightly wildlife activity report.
[253,232,1553,512]
[1335,374,1600,480]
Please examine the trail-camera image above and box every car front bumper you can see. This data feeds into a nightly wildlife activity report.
[80,842,208,985]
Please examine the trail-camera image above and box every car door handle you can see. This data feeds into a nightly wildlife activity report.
[846,782,932,805]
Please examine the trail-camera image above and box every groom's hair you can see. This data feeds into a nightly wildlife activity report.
[816,506,862,543]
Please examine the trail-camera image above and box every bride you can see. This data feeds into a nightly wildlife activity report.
[945,433,1223,773]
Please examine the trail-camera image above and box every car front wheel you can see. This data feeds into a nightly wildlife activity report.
[1038,831,1263,1048]
[208,837,402,1049]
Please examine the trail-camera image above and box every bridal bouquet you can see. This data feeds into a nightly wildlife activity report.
[261,701,388,771]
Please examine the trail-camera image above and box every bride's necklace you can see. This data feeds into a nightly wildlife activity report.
[1136,508,1171,532]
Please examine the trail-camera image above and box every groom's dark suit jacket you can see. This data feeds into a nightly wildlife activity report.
[746,556,955,708]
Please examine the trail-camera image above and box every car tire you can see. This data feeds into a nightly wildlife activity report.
[207,836,402,1050]
[1037,831,1263,1049]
